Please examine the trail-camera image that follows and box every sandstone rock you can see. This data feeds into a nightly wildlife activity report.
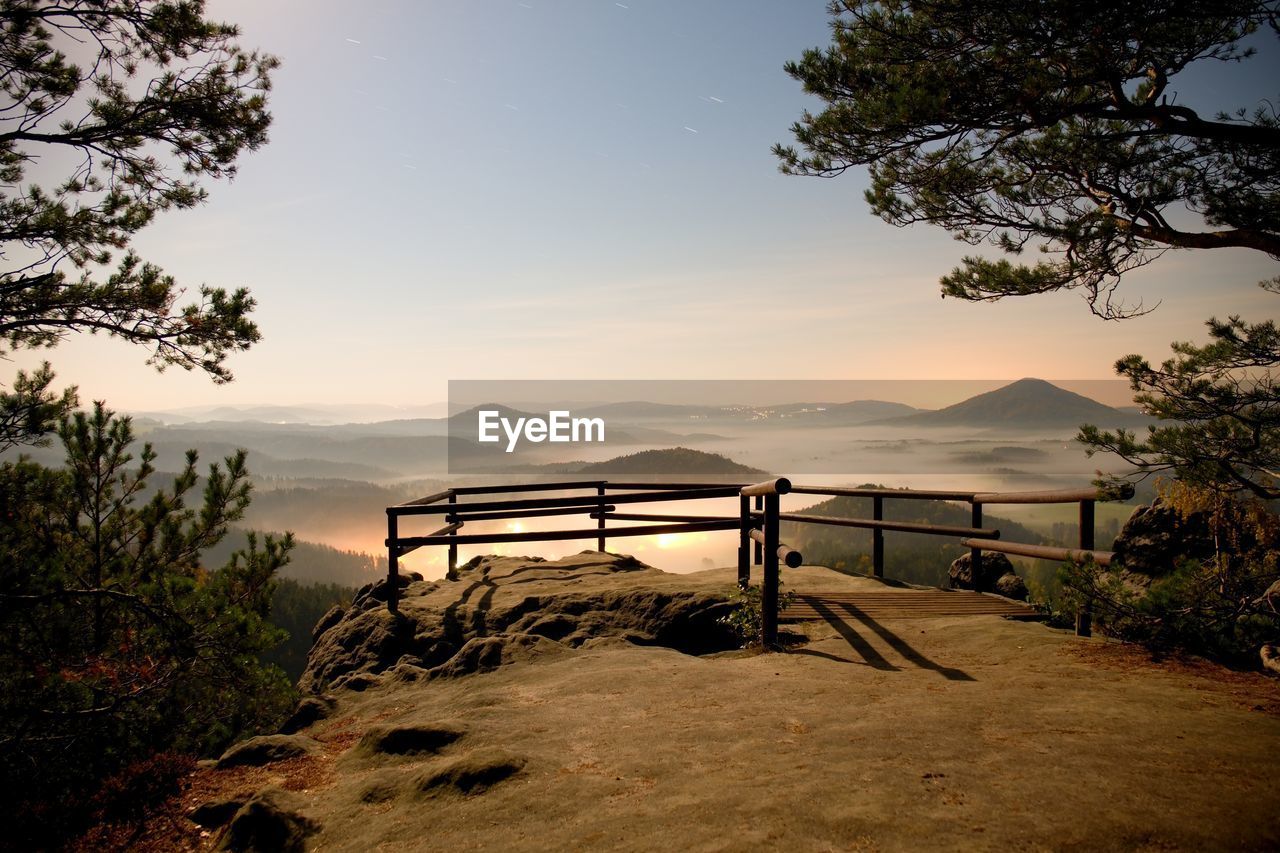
[312,605,345,641]
[299,552,737,693]
[948,552,1014,592]
[190,797,245,828]
[219,787,318,852]
[1263,644,1280,677]
[1111,498,1214,577]
[358,721,467,756]
[279,695,335,735]
[216,734,318,769]
[410,749,525,797]
[427,633,567,679]
[358,771,403,804]
[351,570,425,609]
[994,572,1029,601]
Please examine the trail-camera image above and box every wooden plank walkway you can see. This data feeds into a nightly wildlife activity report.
[781,590,1043,622]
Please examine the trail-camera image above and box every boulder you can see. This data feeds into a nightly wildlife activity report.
[1111,498,1215,577]
[410,749,526,798]
[357,721,467,756]
[216,734,318,769]
[190,797,245,829]
[948,552,1015,592]
[1262,644,1280,677]
[279,695,336,735]
[994,572,1029,601]
[218,787,318,853]
[299,552,738,693]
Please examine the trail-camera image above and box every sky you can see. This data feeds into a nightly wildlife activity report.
[13,0,1280,412]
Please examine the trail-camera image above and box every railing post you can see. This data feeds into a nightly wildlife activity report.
[738,494,750,589]
[762,492,780,648]
[872,495,884,578]
[753,495,763,565]
[1076,499,1095,637]
[970,500,983,581]
[386,510,399,613]
[597,483,607,552]
[447,491,458,577]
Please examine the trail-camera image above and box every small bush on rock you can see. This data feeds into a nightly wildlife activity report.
[1061,482,1279,666]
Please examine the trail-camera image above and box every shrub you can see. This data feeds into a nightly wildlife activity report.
[719,583,796,648]
[1060,482,1279,664]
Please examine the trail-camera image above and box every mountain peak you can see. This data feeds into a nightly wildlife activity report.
[878,379,1141,430]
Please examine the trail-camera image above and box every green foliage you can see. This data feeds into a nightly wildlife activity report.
[1080,312,1280,499]
[266,578,354,681]
[0,403,294,843]
[0,1,279,448]
[778,1,1279,514]
[719,583,796,648]
[1060,482,1280,662]
[0,361,77,452]
[775,0,1279,317]
[204,530,386,587]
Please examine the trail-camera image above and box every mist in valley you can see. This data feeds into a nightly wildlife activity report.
[16,380,1148,589]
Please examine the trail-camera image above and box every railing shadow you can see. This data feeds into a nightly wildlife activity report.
[798,598,975,682]
[835,600,975,682]
[805,599,899,671]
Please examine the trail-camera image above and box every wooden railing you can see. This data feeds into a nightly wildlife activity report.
[385,478,1133,645]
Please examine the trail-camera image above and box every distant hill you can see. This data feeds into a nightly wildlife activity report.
[572,447,766,477]
[776,399,922,424]
[874,378,1146,430]
[785,489,1044,587]
[576,401,724,420]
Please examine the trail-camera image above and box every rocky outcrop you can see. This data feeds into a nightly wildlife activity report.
[948,552,1015,592]
[1111,498,1215,577]
[278,695,336,735]
[994,572,1029,601]
[299,551,737,693]
[410,749,526,798]
[218,787,318,853]
[357,721,467,757]
[949,552,1029,600]
[216,735,319,769]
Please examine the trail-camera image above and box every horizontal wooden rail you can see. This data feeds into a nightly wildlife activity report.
[790,485,977,501]
[449,504,614,523]
[393,521,464,558]
[741,477,791,497]
[592,511,738,523]
[960,538,1114,566]
[390,486,741,517]
[972,485,1133,504]
[605,482,750,491]
[748,528,803,568]
[448,480,606,496]
[780,512,998,539]
[391,518,739,548]
[399,489,454,507]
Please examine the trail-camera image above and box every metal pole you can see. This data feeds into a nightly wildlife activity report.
[447,491,458,577]
[386,510,399,612]
[597,484,607,552]
[738,494,750,589]
[1077,499,1095,637]
[753,495,763,565]
[872,495,884,578]
[762,492,780,648]
[969,501,983,586]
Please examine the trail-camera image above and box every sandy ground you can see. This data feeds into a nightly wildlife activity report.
[137,563,1280,852]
